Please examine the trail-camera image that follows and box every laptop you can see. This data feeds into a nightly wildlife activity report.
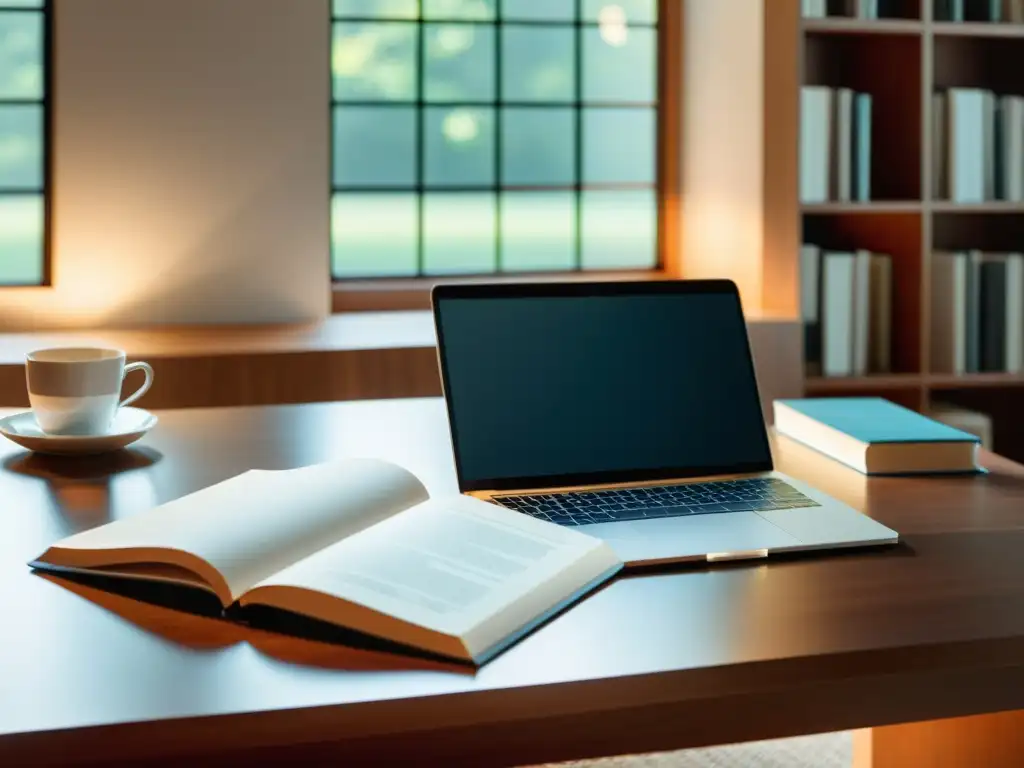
[431,279,899,566]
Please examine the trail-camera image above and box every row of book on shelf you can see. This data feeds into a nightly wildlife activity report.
[932,251,1024,373]
[803,0,1024,21]
[935,0,1024,22]
[800,87,873,203]
[935,89,1024,202]
[802,0,892,17]
[801,245,892,377]
[801,246,1024,377]
[801,85,1024,204]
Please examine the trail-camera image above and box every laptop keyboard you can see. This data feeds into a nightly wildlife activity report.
[493,477,819,527]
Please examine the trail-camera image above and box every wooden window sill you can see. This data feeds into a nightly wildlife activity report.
[0,310,803,414]
[332,270,675,312]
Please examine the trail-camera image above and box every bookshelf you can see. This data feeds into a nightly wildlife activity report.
[796,0,1024,431]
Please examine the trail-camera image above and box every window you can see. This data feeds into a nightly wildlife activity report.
[330,0,661,279]
[0,0,46,286]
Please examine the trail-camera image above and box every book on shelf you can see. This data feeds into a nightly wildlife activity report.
[801,86,873,203]
[773,397,983,475]
[931,250,1024,374]
[935,0,1023,21]
[936,88,1024,203]
[801,245,891,376]
[929,402,993,450]
[30,459,622,665]
[802,0,887,17]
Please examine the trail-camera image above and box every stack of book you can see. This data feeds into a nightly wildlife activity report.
[934,0,1024,22]
[801,86,873,203]
[801,0,894,18]
[931,251,1024,373]
[801,245,893,377]
[933,88,1024,202]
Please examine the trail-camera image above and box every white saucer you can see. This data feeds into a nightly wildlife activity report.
[0,407,157,456]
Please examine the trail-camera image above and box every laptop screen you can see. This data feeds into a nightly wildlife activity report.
[433,281,774,492]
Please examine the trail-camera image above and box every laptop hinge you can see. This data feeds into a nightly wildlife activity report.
[705,549,769,563]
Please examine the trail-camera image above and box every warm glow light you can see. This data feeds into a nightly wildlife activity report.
[598,4,629,47]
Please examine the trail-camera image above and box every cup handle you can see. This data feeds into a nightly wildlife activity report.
[120,361,154,408]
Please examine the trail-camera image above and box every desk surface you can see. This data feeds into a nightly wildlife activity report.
[3,399,1024,766]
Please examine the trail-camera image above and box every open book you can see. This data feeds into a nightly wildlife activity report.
[30,460,622,664]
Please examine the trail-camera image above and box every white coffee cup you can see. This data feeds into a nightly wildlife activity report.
[25,347,154,436]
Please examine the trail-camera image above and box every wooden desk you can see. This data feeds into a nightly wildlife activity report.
[3,399,1024,767]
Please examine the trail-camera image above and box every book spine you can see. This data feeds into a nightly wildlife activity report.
[835,88,854,202]
[984,91,996,200]
[853,250,872,375]
[952,0,965,22]
[869,254,892,373]
[949,89,986,203]
[801,244,823,375]
[1012,96,1024,202]
[1005,254,1023,371]
[801,87,832,203]
[933,92,947,199]
[822,252,856,377]
[980,258,1007,372]
[966,250,983,373]
[855,93,872,202]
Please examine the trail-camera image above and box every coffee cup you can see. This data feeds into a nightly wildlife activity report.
[25,347,154,436]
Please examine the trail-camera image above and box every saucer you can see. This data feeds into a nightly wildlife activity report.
[0,407,158,456]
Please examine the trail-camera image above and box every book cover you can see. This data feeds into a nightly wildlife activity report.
[776,398,980,445]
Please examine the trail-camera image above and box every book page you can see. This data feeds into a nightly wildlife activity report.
[245,495,621,661]
[35,459,429,604]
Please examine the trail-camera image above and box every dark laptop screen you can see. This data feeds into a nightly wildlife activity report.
[434,282,774,492]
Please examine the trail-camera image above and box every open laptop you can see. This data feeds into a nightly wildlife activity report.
[432,279,899,566]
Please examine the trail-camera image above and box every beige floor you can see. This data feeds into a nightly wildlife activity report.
[535,732,851,768]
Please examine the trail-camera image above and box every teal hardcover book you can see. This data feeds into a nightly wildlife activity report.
[773,397,982,475]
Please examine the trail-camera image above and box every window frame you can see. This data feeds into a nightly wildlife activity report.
[0,0,51,288]
[331,0,682,312]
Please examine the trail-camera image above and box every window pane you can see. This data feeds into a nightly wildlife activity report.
[501,191,575,271]
[424,24,494,102]
[0,104,41,189]
[333,106,416,187]
[425,106,494,187]
[0,193,42,284]
[501,0,575,21]
[332,193,418,277]
[583,107,654,184]
[423,192,495,274]
[502,26,575,103]
[0,12,42,100]
[332,0,418,19]
[332,22,417,101]
[582,0,657,24]
[582,25,655,103]
[581,190,656,269]
[423,0,496,20]
[501,107,575,186]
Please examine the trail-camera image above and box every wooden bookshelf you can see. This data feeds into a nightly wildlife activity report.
[679,0,1024,457]
[793,0,1024,437]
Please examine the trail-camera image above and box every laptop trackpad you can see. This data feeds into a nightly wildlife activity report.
[588,512,802,563]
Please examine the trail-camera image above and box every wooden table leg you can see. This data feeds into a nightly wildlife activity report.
[854,711,1024,768]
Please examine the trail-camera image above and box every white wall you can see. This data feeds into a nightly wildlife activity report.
[0,0,330,330]
[680,0,765,310]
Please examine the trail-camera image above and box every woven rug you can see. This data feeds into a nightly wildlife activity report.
[530,731,851,768]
